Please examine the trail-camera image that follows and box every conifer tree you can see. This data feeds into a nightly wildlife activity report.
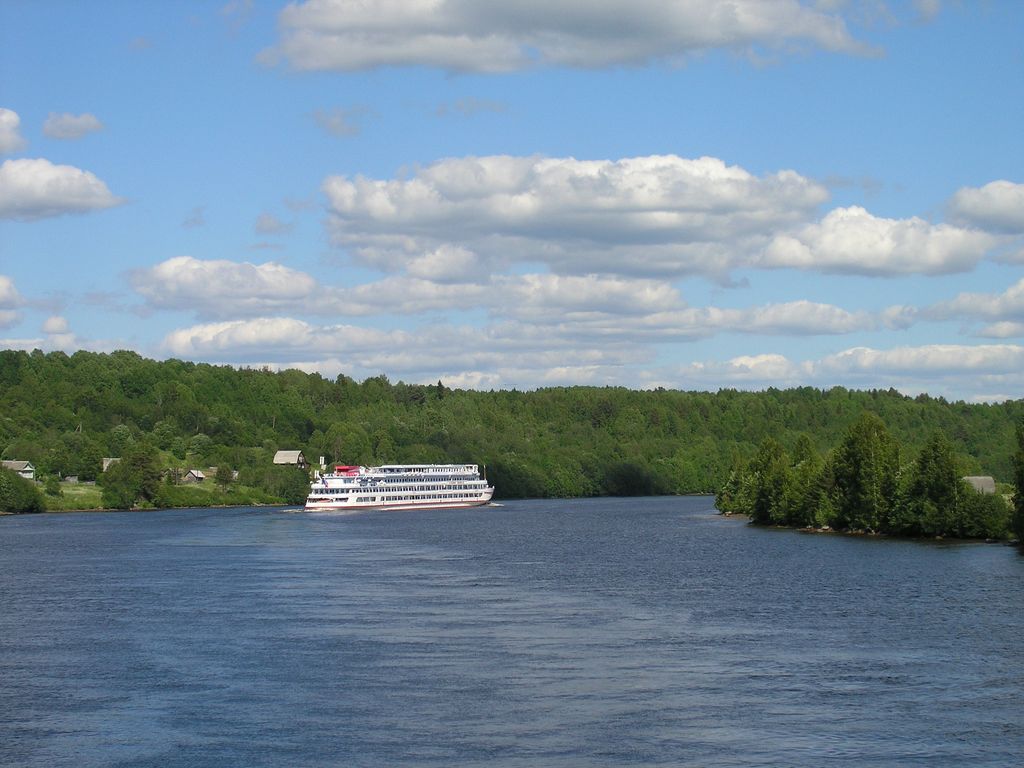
[1013,419,1024,542]
[831,413,900,533]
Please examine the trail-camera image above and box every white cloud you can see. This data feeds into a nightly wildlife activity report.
[42,112,104,140]
[42,315,69,334]
[405,245,483,283]
[341,276,490,315]
[763,206,996,275]
[948,180,1024,234]
[0,158,123,221]
[682,353,809,387]
[977,321,1024,339]
[925,277,1024,335]
[495,274,682,318]
[818,343,1024,376]
[668,343,1024,400]
[323,153,829,279]
[0,313,85,353]
[486,274,876,338]
[164,317,319,356]
[929,277,1024,319]
[0,274,22,307]
[160,315,650,382]
[267,0,869,73]
[131,256,317,317]
[0,108,28,154]
[0,275,22,329]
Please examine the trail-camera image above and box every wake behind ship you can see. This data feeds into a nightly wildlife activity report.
[305,463,494,512]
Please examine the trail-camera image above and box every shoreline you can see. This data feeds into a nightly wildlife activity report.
[720,510,1018,546]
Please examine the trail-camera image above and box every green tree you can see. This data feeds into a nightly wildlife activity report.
[747,437,790,525]
[0,467,45,513]
[44,476,63,497]
[831,413,901,533]
[100,444,161,509]
[960,490,1010,540]
[784,434,825,528]
[263,465,310,505]
[900,431,965,537]
[1013,419,1024,542]
[215,464,235,489]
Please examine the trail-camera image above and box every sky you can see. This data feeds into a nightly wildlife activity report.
[1,1,1022,402]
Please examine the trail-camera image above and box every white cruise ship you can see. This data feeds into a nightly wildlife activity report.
[304,463,495,512]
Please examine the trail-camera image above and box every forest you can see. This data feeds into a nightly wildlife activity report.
[716,414,1024,541]
[0,349,1022,537]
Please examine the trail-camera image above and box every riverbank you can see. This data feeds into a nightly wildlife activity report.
[721,509,1019,545]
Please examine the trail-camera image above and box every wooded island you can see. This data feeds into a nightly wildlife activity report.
[1,349,1022,540]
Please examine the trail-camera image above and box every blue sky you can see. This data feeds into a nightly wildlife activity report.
[1,1,1022,401]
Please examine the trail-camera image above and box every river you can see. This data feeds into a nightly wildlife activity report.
[1,497,1021,766]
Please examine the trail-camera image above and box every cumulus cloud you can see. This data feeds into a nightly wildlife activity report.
[42,315,69,334]
[948,180,1024,234]
[677,353,809,388]
[487,275,877,338]
[131,256,317,317]
[42,112,104,140]
[0,158,123,221]
[924,277,1024,337]
[0,108,28,154]
[132,255,491,318]
[818,343,1024,376]
[266,0,869,73]
[0,274,22,307]
[0,274,20,329]
[161,316,648,384]
[763,206,996,275]
[975,322,1024,339]
[323,153,829,279]
[669,343,1024,400]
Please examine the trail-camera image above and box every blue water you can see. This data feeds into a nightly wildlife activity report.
[1,497,1022,767]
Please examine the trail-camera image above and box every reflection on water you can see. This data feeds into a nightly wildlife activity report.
[1,498,1022,767]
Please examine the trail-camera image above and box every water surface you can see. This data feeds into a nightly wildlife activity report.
[1,497,1021,766]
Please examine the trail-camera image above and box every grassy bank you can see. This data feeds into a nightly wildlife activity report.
[42,480,285,512]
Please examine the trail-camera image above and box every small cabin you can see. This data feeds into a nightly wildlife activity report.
[182,469,206,484]
[963,476,996,494]
[273,450,307,469]
[1,460,35,481]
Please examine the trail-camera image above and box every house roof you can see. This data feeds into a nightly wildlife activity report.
[187,469,205,479]
[273,450,305,464]
[2,460,34,471]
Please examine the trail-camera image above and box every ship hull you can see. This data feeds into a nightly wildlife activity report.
[304,462,494,513]
[304,497,492,513]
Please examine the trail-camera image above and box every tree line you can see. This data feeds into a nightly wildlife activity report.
[0,349,1022,532]
[717,413,1024,541]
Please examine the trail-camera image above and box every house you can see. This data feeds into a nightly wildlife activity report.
[1,460,35,481]
[182,469,206,484]
[102,457,121,472]
[273,450,307,469]
[963,476,996,494]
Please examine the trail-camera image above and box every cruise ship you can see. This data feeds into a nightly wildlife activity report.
[304,463,495,512]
